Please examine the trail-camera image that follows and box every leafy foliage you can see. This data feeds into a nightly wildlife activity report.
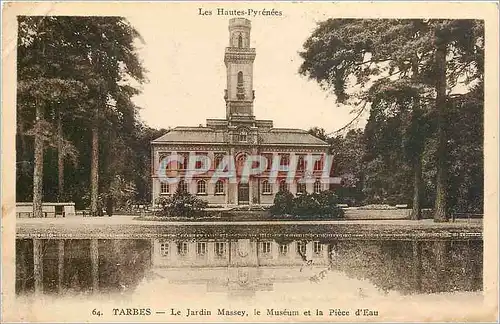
[299,19,484,219]
[155,187,208,218]
[16,16,162,211]
[270,189,344,219]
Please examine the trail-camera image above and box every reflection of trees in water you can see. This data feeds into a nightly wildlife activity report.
[16,239,34,294]
[16,238,482,296]
[15,239,151,295]
[327,239,482,295]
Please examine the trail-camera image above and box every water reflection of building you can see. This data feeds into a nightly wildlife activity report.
[15,238,483,297]
[152,239,329,267]
[151,238,330,297]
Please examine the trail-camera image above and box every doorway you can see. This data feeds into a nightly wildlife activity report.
[238,182,249,205]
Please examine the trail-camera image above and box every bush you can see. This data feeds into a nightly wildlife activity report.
[270,190,294,215]
[270,189,344,219]
[154,188,208,217]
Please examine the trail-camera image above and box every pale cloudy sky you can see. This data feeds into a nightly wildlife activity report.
[125,3,367,134]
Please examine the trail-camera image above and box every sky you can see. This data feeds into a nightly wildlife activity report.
[125,4,367,134]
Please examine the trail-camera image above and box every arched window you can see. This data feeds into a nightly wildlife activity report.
[197,180,206,194]
[314,180,322,193]
[238,34,243,48]
[215,180,224,194]
[262,180,272,194]
[237,71,245,99]
[237,71,243,85]
[279,180,288,192]
[178,180,187,193]
[297,182,307,195]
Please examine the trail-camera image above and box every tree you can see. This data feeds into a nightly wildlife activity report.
[299,19,483,221]
[18,17,88,216]
[67,18,146,216]
[16,17,146,216]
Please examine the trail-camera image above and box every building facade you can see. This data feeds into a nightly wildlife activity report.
[151,18,331,207]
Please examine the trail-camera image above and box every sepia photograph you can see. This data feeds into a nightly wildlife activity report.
[1,2,498,323]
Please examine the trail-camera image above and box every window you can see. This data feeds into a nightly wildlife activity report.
[215,242,226,257]
[177,242,188,256]
[297,156,305,171]
[237,72,245,99]
[279,244,288,255]
[178,153,188,170]
[239,129,248,142]
[296,242,306,255]
[197,180,206,194]
[236,154,247,170]
[214,154,224,169]
[215,180,224,194]
[313,241,323,254]
[280,154,289,166]
[178,180,187,193]
[160,182,170,194]
[260,242,271,254]
[314,157,323,171]
[160,242,169,256]
[314,180,322,193]
[297,182,307,195]
[264,154,273,170]
[196,242,207,256]
[262,180,272,194]
[279,180,288,192]
[160,154,171,170]
[238,34,243,48]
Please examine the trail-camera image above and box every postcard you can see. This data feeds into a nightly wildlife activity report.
[2,1,498,323]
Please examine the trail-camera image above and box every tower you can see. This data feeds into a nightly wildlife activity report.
[224,18,256,123]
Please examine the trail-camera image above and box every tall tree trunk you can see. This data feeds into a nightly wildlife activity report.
[409,57,423,220]
[57,109,64,202]
[32,101,44,218]
[434,34,449,222]
[410,156,423,220]
[90,105,99,216]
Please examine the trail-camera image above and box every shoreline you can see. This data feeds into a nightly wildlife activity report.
[16,216,483,240]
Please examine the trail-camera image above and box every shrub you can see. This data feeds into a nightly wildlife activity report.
[270,189,294,215]
[270,189,344,219]
[311,190,344,218]
[154,188,208,217]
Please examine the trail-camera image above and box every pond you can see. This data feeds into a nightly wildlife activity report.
[16,236,482,297]
[12,222,484,321]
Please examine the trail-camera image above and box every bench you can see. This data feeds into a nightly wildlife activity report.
[16,202,76,218]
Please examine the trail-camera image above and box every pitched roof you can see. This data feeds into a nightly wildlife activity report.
[152,127,226,144]
[151,126,328,146]
[260,128,328,145]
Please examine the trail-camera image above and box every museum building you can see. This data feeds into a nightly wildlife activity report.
[151,18,331,207]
